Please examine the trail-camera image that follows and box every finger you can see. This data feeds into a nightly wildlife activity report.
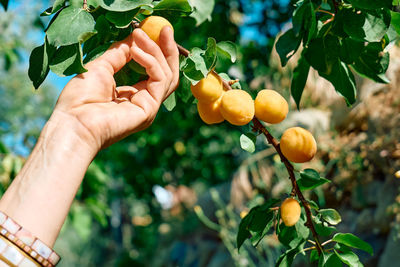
[159,26,180,91]
[115,86,139,101]
[131,46,166,83]
[85,34,134,75]
[132,29,172,80]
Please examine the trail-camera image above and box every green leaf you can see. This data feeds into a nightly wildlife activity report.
[237,199,280,250]
[291,53,310,109]
[351,42,390,83]
[28,38,57,89]
[391,11,400,35]
[217,41,237,63]
[190,0,215,26]
[343,8,391,42]
[46,7,97,46]
[127,60,147,75]
[304,36,340,74]
[83,43,112,64]
[300,168,320,181]
[333,233,373,255]
[278,223,303,248]
[325,253,343,267]
[297,169,330,191]
[275,241,305,267]
[153,0,192,15]
[334,245,364,267]
[176,76,193,103]
[237,212,252,250]
[319,209,342,225]
[348,0,392,9]
[319,61,357,106]
[310,250,319,262]
[52,0,65,13]
[240,133,256,153]
[163,92,176,111]
[0,0,8,10]
[276,29,302,67]
[314,216,336,236]
[99,0,152,12]
[105,8,140,28]
[50,44,87,76]
[251,214,275,246]
[295,216,310,240]
[180,39,218,85]
[339,38,365,65]
[205,37,217,70]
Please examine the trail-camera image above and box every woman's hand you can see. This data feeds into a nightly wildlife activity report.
[0,26,179,247]
[53,26,179,153]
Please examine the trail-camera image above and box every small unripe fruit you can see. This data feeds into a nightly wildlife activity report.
[191,72,224,103]
[139,16,173,46]
[220,90,255,126]
[280,127,317,163]
[280,198,301,227]
[197,96,224,125]
[255,89,288,124]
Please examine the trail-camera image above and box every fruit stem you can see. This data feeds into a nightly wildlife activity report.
[83,0,87,10]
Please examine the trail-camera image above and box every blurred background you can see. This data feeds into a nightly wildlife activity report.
[0,0,400,266]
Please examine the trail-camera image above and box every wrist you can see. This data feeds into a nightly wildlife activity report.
[44,109,100,159]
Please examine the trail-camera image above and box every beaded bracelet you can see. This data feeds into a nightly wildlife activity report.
[0,235,40,266]
[0,212,60,266]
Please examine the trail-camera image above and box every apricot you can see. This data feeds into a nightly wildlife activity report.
[197,96,224,125]
[191,72,224,103]
[139,16,173,46]
[280,127,317,163]
[220,90,255,126]
[280,198,301,227]
[255,89,288,124]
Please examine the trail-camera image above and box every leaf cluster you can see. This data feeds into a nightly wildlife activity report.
[28,0,217,89]
[236,167,374,266]
[276,0,398,107]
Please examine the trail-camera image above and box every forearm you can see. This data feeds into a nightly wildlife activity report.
[0,111,97,247]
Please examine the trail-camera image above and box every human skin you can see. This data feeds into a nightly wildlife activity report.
[0,26,179,247]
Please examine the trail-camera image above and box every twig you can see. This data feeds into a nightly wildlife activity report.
[83,0,87,10]
[300,246,316,253]
[252,119,323,255]
[332,0,339,13]
[321,239,333,246]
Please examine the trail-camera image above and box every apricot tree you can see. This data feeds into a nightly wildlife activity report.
[17,0,400,265]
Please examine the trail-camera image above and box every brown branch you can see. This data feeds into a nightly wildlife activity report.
[133,21,324,254]
[252,119,323,254]
[332,0,339,13]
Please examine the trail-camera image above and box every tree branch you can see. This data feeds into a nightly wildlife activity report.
[133,22,323,255]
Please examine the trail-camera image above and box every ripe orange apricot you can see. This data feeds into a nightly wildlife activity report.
[280,127,317,163]
[255,89,288,124]
[280,198,301,227]
[191,72,223,103]
[220,90,255,126]
[197,95,224,125]
[139,16,173,46]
